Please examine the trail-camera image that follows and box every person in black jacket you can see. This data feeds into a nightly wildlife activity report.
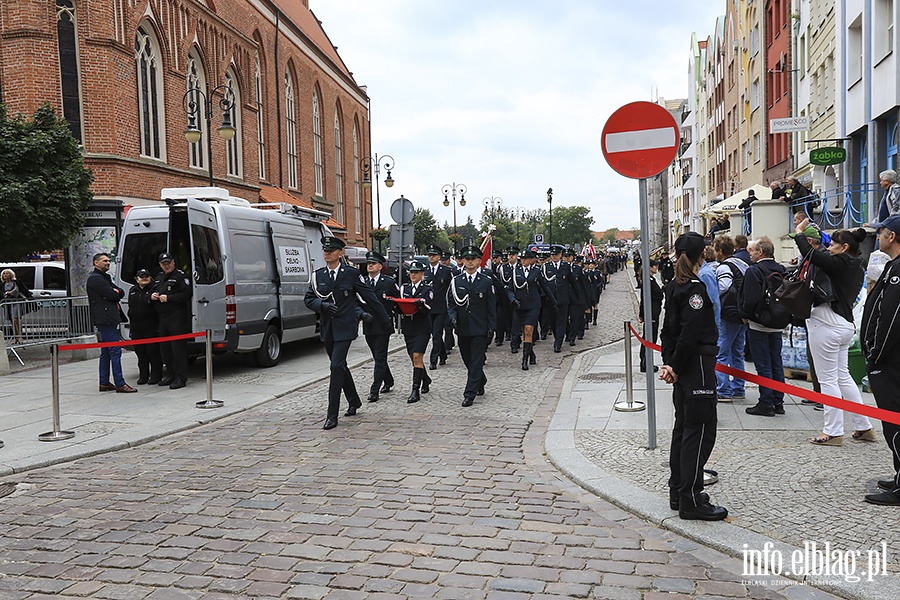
[659,232,727,521]
[395,260,433,404]
[151,252,193,390]
[510,249,556,370]
[361,251,399,403]
[793,219,874,446]
[86,253,137,394]
[638,260,663,372]
[127,268,162,385]
[424,245,453,369]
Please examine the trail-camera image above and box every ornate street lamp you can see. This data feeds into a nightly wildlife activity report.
[547,188,554,245]
[360,154,395,251]
[442,182,467,250]
[182,83,236,187]
[482,196,503,225]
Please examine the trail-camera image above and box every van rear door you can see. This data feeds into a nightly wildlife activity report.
[186,198,226,341]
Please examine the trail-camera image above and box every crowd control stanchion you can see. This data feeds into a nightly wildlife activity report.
[38,344,75,442]
[615,321,645,412]
[195,330,223,409]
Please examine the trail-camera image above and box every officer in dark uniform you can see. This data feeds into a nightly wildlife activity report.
[424,244,453,369]
[638,260,664,372]
[151,252,192,389]
[395,260,433,403]
[304,237,390,430]
[362,250,399,403]
[659,232,727,521]
[128,268,162,385]
[542,245,577,353]
[448,245,496,407]
[500,246,522,353]
[563,249,585,344]
[441,251,458,352]
[510,249,556,370]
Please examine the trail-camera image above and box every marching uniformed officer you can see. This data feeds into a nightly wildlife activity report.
[441,251,459,353]
[448,245,496,406]
[510,249,556,370]
[563,250,585,343]
[500,246,522,353]
[362,250,399,403]
[304,237,390,430]
[424,244,453,369]
[659,232,727,521]
[394,260,434,403]
[542,245,577,353]
[151,252,192,389]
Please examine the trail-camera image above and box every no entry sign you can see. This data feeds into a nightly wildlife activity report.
[601,101,680,179]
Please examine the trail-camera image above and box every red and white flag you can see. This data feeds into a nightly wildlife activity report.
[582,241,596,260]
[479,233,492,269]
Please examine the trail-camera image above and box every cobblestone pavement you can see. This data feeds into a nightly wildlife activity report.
[0,272,841,599]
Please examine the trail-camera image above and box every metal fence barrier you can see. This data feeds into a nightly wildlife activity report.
[1,296,93,365]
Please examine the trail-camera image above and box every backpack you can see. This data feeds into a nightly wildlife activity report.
[719,261,744,324]
[753,270,792,329]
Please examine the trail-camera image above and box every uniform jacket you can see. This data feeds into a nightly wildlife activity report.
[397,280,433,338]
[448,271,497,337]
[423,263,453,314]
[542,260,579,305]
[569,262,590,304]
[304,263,390,343]
[86,269,125,326]
[861,256,900,367]
[638,275,664,321]
[510,264,556,311]
[152,269,192,317]
[362,273,399,336]
[660,278,719,376]
[127,283,160,338]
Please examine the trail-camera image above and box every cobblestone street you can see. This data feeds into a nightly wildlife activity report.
[0,274,842,599]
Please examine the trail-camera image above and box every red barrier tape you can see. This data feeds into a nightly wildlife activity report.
[626,323,900,427]
[57,331,207,352]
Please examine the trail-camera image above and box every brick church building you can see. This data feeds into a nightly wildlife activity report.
[0,0,372,246]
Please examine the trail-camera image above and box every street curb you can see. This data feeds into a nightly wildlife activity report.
[543,344,900,600]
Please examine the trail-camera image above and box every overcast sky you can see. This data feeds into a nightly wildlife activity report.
[312,1,724,233]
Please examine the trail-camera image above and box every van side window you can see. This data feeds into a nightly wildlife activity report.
[12,267,36,290]
[44,266,67,290]
[121,232,167,281]
[192,225,224,284]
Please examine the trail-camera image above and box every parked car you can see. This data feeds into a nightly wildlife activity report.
[0,262,67,298]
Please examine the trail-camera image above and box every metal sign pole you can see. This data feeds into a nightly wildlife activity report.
[38,344,75,441]
[638,178,657,450]
[615,320,644,412]
[196,330,223,409]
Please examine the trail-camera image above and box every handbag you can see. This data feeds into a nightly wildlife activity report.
[774,249,815,320]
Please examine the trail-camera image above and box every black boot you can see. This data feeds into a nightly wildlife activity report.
[522,342,532,371]
[592,309,598,325]
[421,369,431,394]
[529,346,537,365]
[408,368,422,403]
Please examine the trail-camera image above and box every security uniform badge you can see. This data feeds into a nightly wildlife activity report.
[688,293,704,310]
[890,275,900,285]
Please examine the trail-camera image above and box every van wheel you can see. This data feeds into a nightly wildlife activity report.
[255,325,282,367]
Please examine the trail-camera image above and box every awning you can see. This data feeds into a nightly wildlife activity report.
[704,184,772,214]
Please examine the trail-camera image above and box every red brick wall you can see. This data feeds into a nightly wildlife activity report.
[0,0,372,247]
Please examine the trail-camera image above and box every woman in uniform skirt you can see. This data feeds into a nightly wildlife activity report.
[395,261,433,403]
[659,232,728,521]
[510,249,555,370]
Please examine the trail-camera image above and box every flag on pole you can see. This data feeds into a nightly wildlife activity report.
[582,240,596,260]
[479,232,492,269]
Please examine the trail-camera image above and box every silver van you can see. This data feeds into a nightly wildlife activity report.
[116,187,331,366]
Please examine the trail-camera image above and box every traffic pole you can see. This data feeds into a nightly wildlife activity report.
[38,344,75,441]
[638,178,657,449]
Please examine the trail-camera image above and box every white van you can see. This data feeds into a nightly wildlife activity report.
[116,187,331,366]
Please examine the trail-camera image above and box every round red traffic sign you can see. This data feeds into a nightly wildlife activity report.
[601,101,680,179]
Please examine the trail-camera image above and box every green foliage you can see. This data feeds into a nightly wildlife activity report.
[411,207,443,253]
[597,228,620,245]
[0,103,93,260]
[548,205,594,248]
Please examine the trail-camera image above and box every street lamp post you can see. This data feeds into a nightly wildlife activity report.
[361,154,395,252]
[512,206,525,247]
[182,83,236,187]
[482,196,503,225]
[442,182,467,250]
[546,188,553,245]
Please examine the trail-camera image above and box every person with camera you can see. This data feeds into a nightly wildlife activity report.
[792,218,874,446]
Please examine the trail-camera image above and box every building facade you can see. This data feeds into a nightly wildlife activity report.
[0,0,373,247]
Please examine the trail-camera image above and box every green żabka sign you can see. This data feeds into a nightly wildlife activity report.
[810,147,846,166]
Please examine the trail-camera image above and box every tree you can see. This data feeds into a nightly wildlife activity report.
[0,103,93,260]
[411,207,443,253]
[548,205,594,248]
[598,228,620,246]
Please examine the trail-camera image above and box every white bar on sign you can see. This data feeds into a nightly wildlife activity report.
[605,127,676,154]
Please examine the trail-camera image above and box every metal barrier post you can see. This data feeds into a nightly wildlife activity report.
[196,330,223,409]
[615,321,645,412]
[38,344,75,441]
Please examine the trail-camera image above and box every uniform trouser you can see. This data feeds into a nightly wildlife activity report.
[668,354,719,508]
[495,305,510,344]
[458,335,488,399]
[867,364,900,490]
[553,302,569,346]
[96,325,125,387]
[566,303,584,341]
[324,338,359,419]
[444,319,456,350]
[133,338,163,381]
[365,333,393,394]
[540,303,555,338]
[158,315,189,382]
[639,319,660,370]
[429,312,448,364]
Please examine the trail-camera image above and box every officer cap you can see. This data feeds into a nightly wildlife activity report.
[158,252,174,263]
[460,245,481,259]
[442,251,453,260]
[521,249,537,259]
[550,245,564,255]
[321,236,346,251]
[506,246,519,254]
[135,268,151,278]
[408,260,426,272]
[492,250,502,258]
[563,248,576,257]
[674,232,705,262]
[366,250,386,264]
[585,259,596,265]
[426,244,443,256]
